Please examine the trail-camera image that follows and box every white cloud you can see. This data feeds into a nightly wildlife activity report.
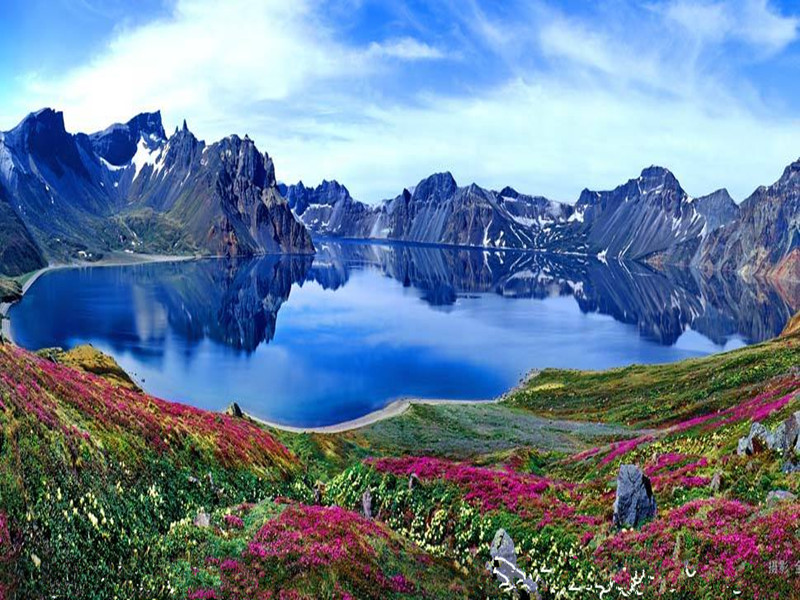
[21,0,372,132]
[367,37,446,60]
[538,18,663,87]
[268,77,800,205]
[9,0,800,207]
[663,0,799,52]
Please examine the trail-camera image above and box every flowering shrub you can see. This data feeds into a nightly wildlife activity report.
[165,502,494,599]
[668,385,797,433]
[1,320,798,600]
[595,499,800,598]
[0,344,301,599]
[223,514,245,529]
[370,456,552,513]
[0,345,297,475]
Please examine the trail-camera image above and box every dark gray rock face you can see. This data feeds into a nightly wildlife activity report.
[699,159,799,279]
[613,464,656,528]
[280,179,376,237]
[0,181,46,276]
[88,111,167,166]
[0,109,313,265]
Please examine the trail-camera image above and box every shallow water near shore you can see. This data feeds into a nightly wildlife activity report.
[8,240,797,427]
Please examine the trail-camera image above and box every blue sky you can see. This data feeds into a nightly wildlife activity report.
[1,0,799,203]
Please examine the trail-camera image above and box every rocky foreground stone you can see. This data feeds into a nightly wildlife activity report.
[613,464,657,529]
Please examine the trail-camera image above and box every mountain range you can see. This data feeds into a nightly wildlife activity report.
[0,108,797,281]
[0,109,313,276]
[282,163,799,280]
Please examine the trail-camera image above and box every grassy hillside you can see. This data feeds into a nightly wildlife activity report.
[504,335,799,427]
[0,323,799,599]
[0,343,299,598]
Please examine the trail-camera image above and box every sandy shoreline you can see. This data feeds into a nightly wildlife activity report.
[245,396,501,434]
[0,253,197,343]
[245,368,542,433]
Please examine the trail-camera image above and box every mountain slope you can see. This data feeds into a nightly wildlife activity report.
[286,167,721,261]
[0,181,45,277]
[570,166,706,263]
[1,318,799,598]
[0,109,313,267]
[699,159,799,279]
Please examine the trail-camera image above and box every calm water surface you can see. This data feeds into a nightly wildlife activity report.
[9,240,797,426]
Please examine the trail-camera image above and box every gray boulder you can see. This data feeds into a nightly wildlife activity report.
[193,510,210,528]
[613,464,657,529]
[736,422,775,456]
[709,471,723,494]
[487,529,539,599]
[737,414,800,457]
[766,490,797,506]
[781,461,800,474]
[362,489,372,519]
[778,412,800,456]
[225,402,243,418]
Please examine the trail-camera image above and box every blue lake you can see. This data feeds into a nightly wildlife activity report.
[8,240,797,426]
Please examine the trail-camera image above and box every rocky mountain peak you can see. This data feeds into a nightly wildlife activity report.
[89,111,167,166]
[213,135,273,188]
[4,108,88,179]
[694,188,740,231]
[314,180,352,205]
[412,172,457,204]
[701,188,734,202]
[498,186,520,199]
[637,165,681,195]
[779,158,800,185]
[6,108,69,146]
[127,111,166,141]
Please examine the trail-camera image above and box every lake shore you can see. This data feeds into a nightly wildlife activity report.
[0,253,197,343]
[243,372,542,433]
[244,396,501,434]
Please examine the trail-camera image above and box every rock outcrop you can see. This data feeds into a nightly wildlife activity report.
[765,490,797,506]
[737,412,800,457]
[781,312,800,337]
[487,529,539,599]
[225,402,243,418]
[613,464,657,529]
